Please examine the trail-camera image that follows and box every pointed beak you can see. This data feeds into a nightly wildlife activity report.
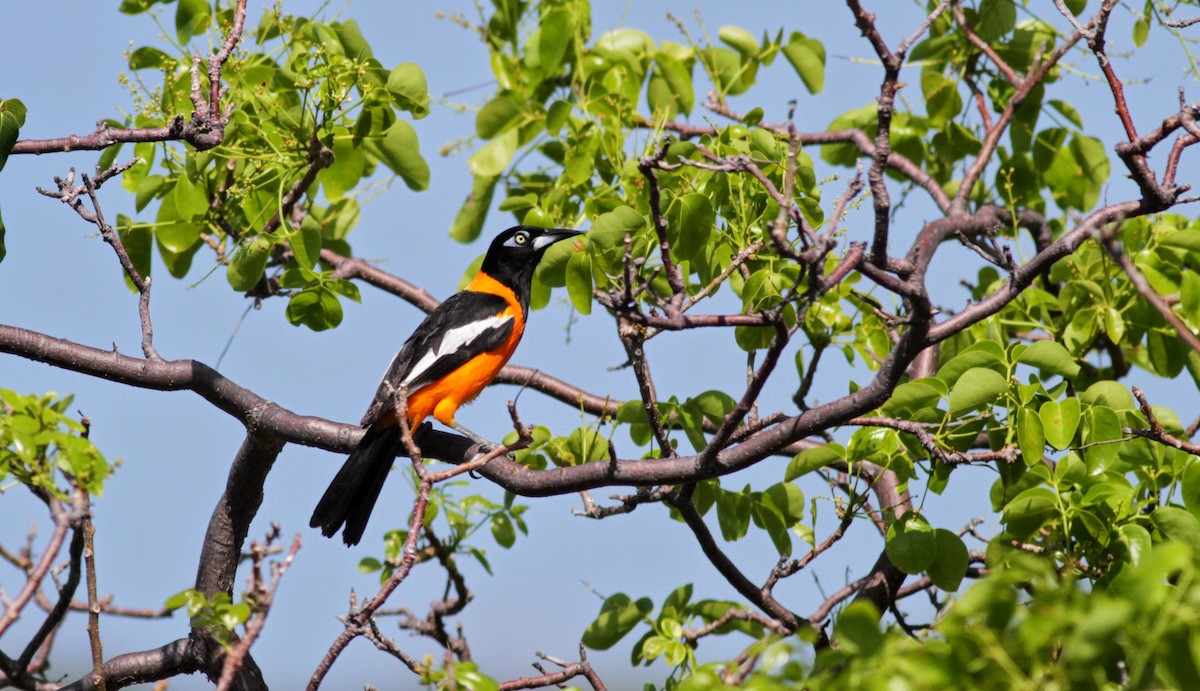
[533,228,585,251]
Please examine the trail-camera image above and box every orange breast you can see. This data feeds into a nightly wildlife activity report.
[405,275,526,427]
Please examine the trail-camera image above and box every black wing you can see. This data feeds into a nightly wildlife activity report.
[360,290,514,426]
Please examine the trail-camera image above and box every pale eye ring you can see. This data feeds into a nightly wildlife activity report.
[514,232,528,245]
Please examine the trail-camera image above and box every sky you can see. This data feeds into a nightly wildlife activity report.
[1,1,1198,689]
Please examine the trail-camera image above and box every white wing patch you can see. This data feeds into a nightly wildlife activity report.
[401,314,512,387]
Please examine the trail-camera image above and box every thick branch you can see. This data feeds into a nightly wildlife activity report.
[194,433,286,599]
[61,638,195,691]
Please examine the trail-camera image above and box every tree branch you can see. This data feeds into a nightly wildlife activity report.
[11,0,248,156]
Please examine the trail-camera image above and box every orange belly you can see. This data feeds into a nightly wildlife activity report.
[404,348,513,427]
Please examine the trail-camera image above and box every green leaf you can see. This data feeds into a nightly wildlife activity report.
[647,69,677,118]
[129,46,172,71]
[119,0,159,14]
[1120,523,1153,567]
[834,600,883,655]
[663,640,688,667]
[155,192,200,255]
[594,28,654,54]
[387,63,429,118]
[451,663,500,691]
[688,390,736,424]
[703,47,751,96]
[1040,398,1081,450]
[1045,133,1110,211]
[582,593,652,650]
[653,53,694,115]
[1063,600,1132,666]
[975,0,1017,40]
[1160,229,1200,254]
[450,175,498,243]
[332,20,372,59]
[928,529,969,591]
[1132,17,1149,47]
[219,601,249,630]
[662,584,693,618]
[881,378,946,417]
[1153,506,1200,558]
[670,193,714,262]
[1016,340,1081,378]
[1002,486,1057,539]
[475,95,522,139]
[734,325,775,352]
[135,175,165,212]
[948,367,1008,415]
[286,287,343,331]
[172,176,207,221]
[291,215,323,271]
[718,26,759,57]
[752,499,792,555]
[358,557,382,573]
[565,251,592,315]
[164,590,196,611]
[545,100,571,135]
[1,98,29,128]
[937,341,1006,386]
[921,69,962,127]
[1048,99,1083,128]
[1082,405,1122,474]
[320,136,365,201]
[532,9,573,75]
[1017,407,1045,466]
[0,108,21,174]
[1180,271,1200,327]
[781,32,825,94]
[641,635,668,661]
[716,486,752,542]
[886,513,936,574]
[491,513,516,548]
[564,128,599,185]
[1183,463,1200,519]
[847,427,901,465]
[468,128,517,178]
[175,0,211,44]
[1080,381,1136,411]
[157,238,201,279]
[226,236,273,292]
[1103,306,1126,343]
[786,444,843,480]
[587,205,645,271]
[327,279,361,304]
[750,128,779,160]
[377,120,430,190]
[762,482,805,525]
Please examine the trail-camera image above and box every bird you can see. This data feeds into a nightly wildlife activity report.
[310,226,584,546]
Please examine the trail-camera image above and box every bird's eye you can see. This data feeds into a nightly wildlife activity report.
[514,232,528,245]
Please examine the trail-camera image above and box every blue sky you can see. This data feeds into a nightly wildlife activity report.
[2,2,1197,688]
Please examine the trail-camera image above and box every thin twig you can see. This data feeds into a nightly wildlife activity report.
[1099,232,1200,357]
[216,528,301,691]
[80,490,106,691]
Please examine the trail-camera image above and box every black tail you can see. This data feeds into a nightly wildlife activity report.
[310,424,401,546]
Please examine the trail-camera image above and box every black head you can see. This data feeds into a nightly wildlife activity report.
[479,226,584,303]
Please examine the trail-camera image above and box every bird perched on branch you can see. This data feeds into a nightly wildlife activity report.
[311,226,584,546]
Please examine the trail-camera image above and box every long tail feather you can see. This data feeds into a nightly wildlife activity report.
[309,424,400,546]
